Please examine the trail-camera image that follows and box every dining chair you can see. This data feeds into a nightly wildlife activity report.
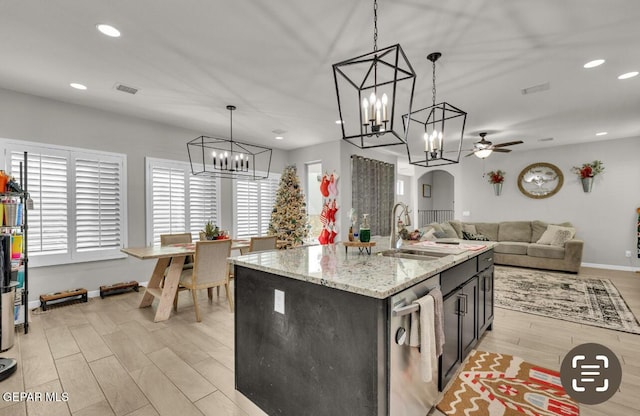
[160,233,194,269]
[239,235,278,255]
[231,236,278,283]
[178,239,233,320]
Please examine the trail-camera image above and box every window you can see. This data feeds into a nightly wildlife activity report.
[1,140,127,267]
[233,173,280,239]
[396,179,405,196]
[145,158,219,246]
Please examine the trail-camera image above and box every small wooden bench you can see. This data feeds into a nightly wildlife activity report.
[99,281,139,298]
[40,288,88,311]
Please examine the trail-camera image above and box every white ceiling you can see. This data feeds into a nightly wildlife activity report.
[1,0,638,156]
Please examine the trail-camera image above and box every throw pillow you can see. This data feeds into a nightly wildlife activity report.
[462,224,477,234]
[537,224,576,246]
[550,229,574,247]
[448,220,464,238]
[420,228,437,241]
[429,222,444,234]
[433,231,447,239]
[439,222,459,238]
[462,230,490,241]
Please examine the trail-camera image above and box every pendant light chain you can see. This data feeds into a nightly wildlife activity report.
[432,58,437,107]
[229,107,233,142]
[373,0,378,52]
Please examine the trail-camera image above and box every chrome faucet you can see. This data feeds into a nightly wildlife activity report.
[390,202,412,249]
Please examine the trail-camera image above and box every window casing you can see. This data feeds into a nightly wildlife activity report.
[1,140,127,267]
[145,158,220,246]
[233,173,280,239]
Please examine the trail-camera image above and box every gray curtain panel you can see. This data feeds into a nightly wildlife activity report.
[351,155,394,236]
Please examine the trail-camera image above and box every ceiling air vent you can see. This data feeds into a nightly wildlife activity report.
[114,83,139,95]
[521,82,550,95]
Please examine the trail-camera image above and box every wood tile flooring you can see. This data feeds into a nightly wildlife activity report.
[2,267,638,415]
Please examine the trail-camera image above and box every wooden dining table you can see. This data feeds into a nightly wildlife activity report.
[121,239,250,322]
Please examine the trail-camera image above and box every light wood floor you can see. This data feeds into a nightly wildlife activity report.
[2,267,639,416]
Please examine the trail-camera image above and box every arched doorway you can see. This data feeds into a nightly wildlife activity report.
[416,170,454,226]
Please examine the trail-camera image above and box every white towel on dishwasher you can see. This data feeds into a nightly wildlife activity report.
[410,294,437,383]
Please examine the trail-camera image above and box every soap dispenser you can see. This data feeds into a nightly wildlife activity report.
[359,214,371,243]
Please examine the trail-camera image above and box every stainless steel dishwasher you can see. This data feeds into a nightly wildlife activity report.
[389,274,440,416]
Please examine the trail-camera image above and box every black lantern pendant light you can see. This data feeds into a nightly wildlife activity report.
[403,52,467,167]
[187,105,272,180]
[332,0,416,149]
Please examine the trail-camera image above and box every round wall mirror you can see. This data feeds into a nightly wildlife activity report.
[517,162,563,199]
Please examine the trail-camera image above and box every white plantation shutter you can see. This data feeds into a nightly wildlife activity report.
[151,166,186,246]
[75,155,122,253]
[146,158,219,246]
[3,141,127,266]
[11,151,68,255]
[234,174,280,239]
[235,180,260,239]
[188,174,218,240]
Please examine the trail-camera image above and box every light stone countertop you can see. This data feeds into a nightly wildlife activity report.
[230,236,496,299]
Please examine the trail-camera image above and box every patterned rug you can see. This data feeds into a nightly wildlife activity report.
[494,266,640,334]
[436,350,579,415]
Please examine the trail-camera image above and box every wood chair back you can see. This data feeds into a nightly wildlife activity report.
[190,239,233,289]
[242,235,277,255]
[160,233,192,246]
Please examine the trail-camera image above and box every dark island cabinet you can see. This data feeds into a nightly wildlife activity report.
[438,249,494,391]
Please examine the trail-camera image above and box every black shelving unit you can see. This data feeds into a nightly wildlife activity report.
[0,152,29,334]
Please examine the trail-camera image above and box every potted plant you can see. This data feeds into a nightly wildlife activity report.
[486,170,505,196]
[571,160,604,192]
[202,220,219,240]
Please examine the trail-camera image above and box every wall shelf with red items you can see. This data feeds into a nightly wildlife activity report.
[0,151,29,335]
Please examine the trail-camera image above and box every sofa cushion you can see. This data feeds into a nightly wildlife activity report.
[527,243,566,259]
[470,223,499,241]
[462,224,477,234]
[498,221,532,243]
[531,220,574,243]
[494,242,530,255]
[537,224,576,246]
[439,222,459,239]
[448,220,464,238]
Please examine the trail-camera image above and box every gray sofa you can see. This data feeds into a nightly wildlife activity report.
[429,220,584,273]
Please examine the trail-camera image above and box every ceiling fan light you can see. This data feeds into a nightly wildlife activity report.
[474,149,493,159]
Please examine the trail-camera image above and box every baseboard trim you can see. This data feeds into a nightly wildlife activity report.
[581,262,640,272]
[27,281,150,310]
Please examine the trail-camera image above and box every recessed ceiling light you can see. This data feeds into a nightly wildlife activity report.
[335,120,344,124]
[275,136,284,140]
[618,71,638,80]
[595,131,608,136]
[70,83,87,90]
[583,59,605,69]
[96,24,121,38]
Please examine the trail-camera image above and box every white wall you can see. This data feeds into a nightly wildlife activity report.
[455,137,640,269]
[0,87,288,300]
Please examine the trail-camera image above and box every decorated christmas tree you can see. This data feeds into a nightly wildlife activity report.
[268,165,309,248]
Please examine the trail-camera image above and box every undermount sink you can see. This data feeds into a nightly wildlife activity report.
[378,248,451,261]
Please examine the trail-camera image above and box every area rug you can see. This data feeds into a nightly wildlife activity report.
[436,350,579,416]
[494,266,640,334]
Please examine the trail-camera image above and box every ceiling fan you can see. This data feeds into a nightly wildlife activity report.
[464,132,524,158]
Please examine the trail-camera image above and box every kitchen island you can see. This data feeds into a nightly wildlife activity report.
[231,239,496,416]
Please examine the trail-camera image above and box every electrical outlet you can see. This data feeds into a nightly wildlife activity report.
[625,250,632,258]
[274,289,285,314]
